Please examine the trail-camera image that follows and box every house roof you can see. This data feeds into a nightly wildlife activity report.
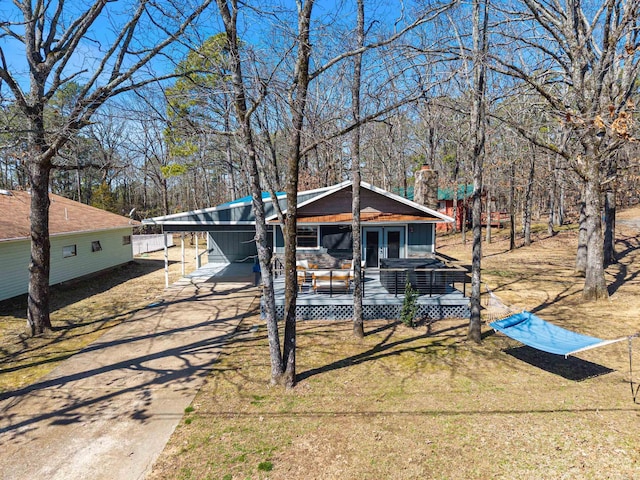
[0,190,136,242]
[268,181,453,223]
[143,184,337,227]
[143,180,453,228]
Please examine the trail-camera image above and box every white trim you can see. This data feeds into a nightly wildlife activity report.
[144,220,257,226]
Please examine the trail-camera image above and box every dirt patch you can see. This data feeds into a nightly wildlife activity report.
[148,209,640,480]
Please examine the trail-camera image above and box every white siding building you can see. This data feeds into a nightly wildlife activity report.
[0,190,136,302]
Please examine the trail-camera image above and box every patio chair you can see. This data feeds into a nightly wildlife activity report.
[296,260,310,291]
[312,270,351,293]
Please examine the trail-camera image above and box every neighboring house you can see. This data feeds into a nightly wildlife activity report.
[0,190,136,301]
[143,180,454,267]
[436,185,474,232]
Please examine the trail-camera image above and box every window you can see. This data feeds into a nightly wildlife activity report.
[91,241,102,252]
[122,235,131,245]
[63,245,77,258]
[296,226,318,248]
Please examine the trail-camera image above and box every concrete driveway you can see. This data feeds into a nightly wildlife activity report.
[0,272,259,480]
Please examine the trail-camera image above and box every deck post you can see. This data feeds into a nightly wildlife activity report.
[429,270,434,297]
[329,270,333,297]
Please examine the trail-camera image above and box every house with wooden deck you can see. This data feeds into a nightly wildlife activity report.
[143,180,470,321]
[0,190,136,302]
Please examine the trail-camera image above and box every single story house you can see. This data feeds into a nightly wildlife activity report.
[144,180,473,320]
[0,189,136,301]
[143,180,454,268]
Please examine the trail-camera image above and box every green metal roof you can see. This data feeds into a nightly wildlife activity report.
[396,184,473,202]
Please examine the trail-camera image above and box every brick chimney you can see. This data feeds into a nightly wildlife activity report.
[413,166,438,209]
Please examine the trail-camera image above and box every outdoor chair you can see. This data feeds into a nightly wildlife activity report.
[312,270,351,294]
[296,260,310,291]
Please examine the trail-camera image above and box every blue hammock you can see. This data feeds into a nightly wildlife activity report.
[490,311,627,358]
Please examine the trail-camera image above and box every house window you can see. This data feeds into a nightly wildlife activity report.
[122,235,132,245]
[63,245,77,258]
[91,241,102,252]
[296,226,318,248]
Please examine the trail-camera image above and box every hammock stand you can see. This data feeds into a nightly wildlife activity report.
[483,286,640,403]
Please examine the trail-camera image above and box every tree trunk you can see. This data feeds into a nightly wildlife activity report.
[281,0,315,388]
[27,159,53,335]
[351,0,365,339]
[575,196,587,275]
[216,0,284,383]
[603,178,616,267]
[582,157,608,300]
[485,182,491,244]
[523,150,535,246]
[509,162,516,250]
[468,0,488,344]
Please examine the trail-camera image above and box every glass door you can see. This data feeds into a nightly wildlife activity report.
[384,227,404,259]
[363,228,382,267]
[363,227,405,266]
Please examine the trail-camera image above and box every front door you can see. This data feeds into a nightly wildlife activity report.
[385,228,404,259]
[364,228,382,267]
[363,227,405,267]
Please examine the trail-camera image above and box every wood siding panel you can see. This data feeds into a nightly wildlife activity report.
[0,239,30,301]
[299,187,424,218]
[0,228,133,302]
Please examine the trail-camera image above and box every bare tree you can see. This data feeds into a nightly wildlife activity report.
[351,0,365,339]
[468,0,489,343]
[214,0,285,384]
[0,0,212,335]
[491,0,640,300]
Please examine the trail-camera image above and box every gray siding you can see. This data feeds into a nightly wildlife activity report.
[0,228,133,302]
[407,223,434,257]
[207,230,257,263]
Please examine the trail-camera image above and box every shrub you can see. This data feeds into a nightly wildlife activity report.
[399,279,418,328]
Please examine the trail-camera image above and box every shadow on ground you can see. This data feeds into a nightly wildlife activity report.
[505,346,614,381]
[0,258,176,320]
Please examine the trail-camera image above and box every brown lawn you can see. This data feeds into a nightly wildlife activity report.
[0,246,196,392]
[148,209,640,480]
[2,214,640,479]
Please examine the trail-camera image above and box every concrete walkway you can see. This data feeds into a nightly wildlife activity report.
[0,272,259,480]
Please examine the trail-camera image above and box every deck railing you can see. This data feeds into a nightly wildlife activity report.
[378,266,468,297]
[290,265,468,298]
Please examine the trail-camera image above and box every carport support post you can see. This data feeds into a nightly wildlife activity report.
[164,232,169,288]
[195,233,200,269]
[181,232,185,277]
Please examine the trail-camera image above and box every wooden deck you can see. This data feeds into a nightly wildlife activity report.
[272,268,470,320]
[187,262,470,321]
